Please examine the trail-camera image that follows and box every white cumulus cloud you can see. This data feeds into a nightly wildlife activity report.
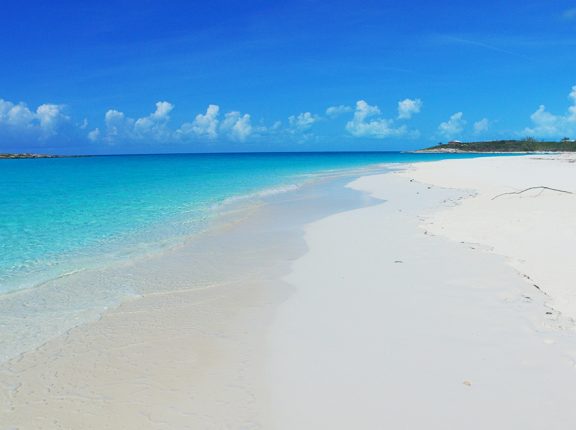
[345,100,409,138]
[438,112,466,138]
[221,111,253,141]
[104,109,130,136]
[523,85,576,138]
[177,104,254,142]
[0,99,69,139]
[473,118,490,133]
[92,101,175,144]
[87,128,100,142]
[1,102,34,127]
[326,105,353,117]
[397,98,422,119]
[134,101,173,135]
[288,112,318,131]
[188,104,220,139]
[36,104,69,133]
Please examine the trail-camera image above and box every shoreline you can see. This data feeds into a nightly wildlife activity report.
[1,154,468,365]
[3,155,576,427]
[0,163,385,364]
[0,169,380,429]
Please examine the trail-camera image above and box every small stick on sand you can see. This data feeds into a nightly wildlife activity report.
[491,186,573,200]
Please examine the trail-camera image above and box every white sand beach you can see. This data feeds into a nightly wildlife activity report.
[402,154,576,321]
[268,154,576,429]
[3,155,576,429]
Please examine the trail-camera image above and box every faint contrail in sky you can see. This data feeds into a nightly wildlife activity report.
[442,35,532,61]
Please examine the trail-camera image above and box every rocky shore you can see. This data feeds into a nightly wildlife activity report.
[0,153,84,159]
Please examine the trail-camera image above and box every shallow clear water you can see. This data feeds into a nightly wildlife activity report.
[0,152,500,295]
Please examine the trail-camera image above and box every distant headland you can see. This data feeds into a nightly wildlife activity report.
[417,138,576,153]
[0,153,87,159]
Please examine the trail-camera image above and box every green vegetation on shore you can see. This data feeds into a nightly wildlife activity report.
[420,138,576,153]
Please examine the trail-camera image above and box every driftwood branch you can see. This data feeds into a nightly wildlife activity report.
[491,186,573,201]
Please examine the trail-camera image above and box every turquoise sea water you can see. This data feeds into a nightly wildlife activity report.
[0,152,495,295]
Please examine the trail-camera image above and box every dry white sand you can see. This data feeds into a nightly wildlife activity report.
[402,154,576,320]
[269,156,576,429]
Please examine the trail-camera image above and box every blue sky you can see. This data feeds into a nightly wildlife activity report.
[1,0,576,154]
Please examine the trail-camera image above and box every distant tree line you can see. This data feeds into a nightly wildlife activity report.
[424,138,576,152]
